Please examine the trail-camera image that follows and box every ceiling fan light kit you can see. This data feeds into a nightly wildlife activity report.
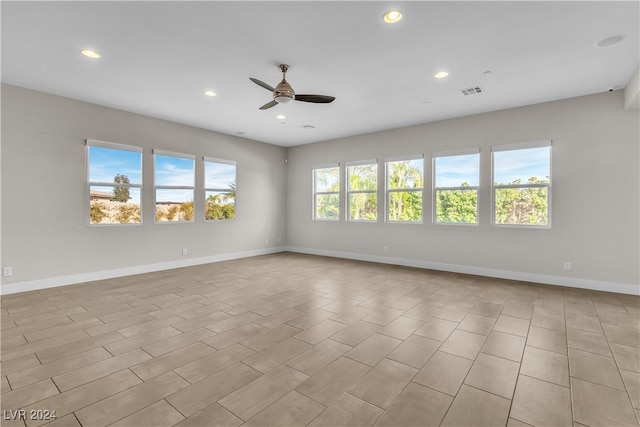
[250,64,335,110]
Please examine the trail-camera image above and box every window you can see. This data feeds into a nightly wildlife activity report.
[154,150,195,223]
[433,149,479,225]
[87,139,142,225]
[313,165,340,220]
[347,160,377,222]
[204,158,236,221]
[492,140,551,226]
[386,156,424,222]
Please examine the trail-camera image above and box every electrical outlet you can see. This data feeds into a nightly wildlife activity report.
[563,262,571,271]
[3,267,13,277]
[182,248,188,256]
[384,246,389,252]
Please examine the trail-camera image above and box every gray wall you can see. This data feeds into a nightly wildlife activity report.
[1,84,287,288]
[286,91,640,292]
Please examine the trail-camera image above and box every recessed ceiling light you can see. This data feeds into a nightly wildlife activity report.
[482,70,492,75]
[204,91,217,97]
[434,71,449,79]
[236,131,246,135]
[596,35,625,47]
[276,114,286,120]
[81,49,100,59]
[383,10,402,24]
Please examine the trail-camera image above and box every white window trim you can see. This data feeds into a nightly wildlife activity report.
[312,164,340,221]
[204,157,237,222]
[385,156,424,224]
[432,149,480,226]
[153,150,196,224]
[491,140,552,228]
[346,160,378,222]
[86,139,143,226]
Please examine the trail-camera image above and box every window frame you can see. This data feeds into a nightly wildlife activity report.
[346,159,378,222]
[385,155,425,224]
[86,139,143,226]
[491,140,552,228]
[153,149,196,224]
[204,157,237,222]
[432,148,480,226]
[312,163,341,221]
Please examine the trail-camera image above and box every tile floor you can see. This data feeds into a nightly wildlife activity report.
[1,252,639,426]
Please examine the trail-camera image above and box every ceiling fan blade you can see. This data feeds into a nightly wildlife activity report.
[259,100,278,110]
[250,78,276,92]
[295,94,336,104]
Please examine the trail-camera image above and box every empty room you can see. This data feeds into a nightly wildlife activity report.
[1,1,639,426]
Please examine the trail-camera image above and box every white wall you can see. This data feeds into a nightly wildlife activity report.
[1,84,287,292]
[286,91,640,294]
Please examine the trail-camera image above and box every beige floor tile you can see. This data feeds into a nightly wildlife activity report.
[374,382,452,426]
[387,334,440,368]
[621,369,640,409]
[174,343,256,383]
[520,345,569,387]
[330,321,381,347]
[597,307,638,329]
[285,309,335,330]
[293,297,336,313]
[309,393,383,427]
[1,378,59,411]
[22,370,142,427]
[565,312,603,333]
[1,335,27,349]
[413,351,473,396]
[532,310,566,332]
[603,324,640,348]
[170,311,231,333]
[35,331,124,364]
[434,305,470,322]
[218,365,308,421]
[439,329,486,360]
[286,339,352,376]
[414,317,458,341]
[567,327,612,356]
[362,307,405,326]
[330,306,375,325]
[348,358,417,409]
[109,399,185,427]
[387,295,422,311]
[8,347,111,389]
[568,347,625,390]
[23,318,103,343]
[174,403,242,427]
[471,301,504,318]
[75,371,189,427]
[1,376,10,394]
[203,323,266,350]
[1,354,42,376]
[378,316,424,340]
[84,314,154,337]
[253,308,306,328]
[507,417,534,426]
[206,312,262,333]
[240,323,302,351]
[130,342,215,381]
[527,325,567,354]
[572,377,638,427]
[465,352,519,398]
[611,343,640,373]
[441,384,510,427]
[52,349,151,392]
[403,303,440,321]
[294,319,347,345]
[481,330,525,362]
[295,357,370,406]
[2,330,90,361]
[104,326,181,356]
[243,337,312,373]
[243,390,325,427]
[344,333,402,366]
[40,414,81,427]
[115,314,184,337]
[142,327,216,357]
[492,314,530,337]
[457,314,496,336]
[167,363,262,417]
[322,299,361,314]
[511,375,572,427]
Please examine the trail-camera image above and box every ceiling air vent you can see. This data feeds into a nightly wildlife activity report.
[460,86,484,96]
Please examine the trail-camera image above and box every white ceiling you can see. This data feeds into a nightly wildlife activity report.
[2,1,638,147]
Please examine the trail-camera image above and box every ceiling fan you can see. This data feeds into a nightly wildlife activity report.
[250,64,335,110]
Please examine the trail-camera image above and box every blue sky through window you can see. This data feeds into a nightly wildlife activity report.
[205,162,236,189]
[435,153,479,187]
[494,147,550,184]
[155,155,195,187]
[89,147,142,183]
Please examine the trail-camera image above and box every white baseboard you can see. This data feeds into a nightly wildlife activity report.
[0,247,286,295]
[286,246,640,296]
